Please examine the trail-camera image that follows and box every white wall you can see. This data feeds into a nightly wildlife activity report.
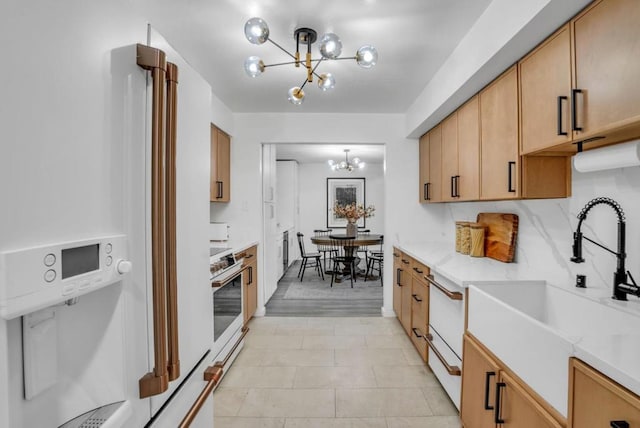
[297,162,385,250]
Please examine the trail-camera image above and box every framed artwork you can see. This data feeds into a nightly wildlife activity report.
[326,177,366,228]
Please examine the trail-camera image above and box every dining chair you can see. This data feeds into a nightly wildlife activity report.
[313,229,337,273]
[356,229,371,269]
[365,235,384,286]
[296,233,324,281]
[329,236,357,288]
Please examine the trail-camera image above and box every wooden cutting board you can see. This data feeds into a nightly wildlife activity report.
[476,213,519,263]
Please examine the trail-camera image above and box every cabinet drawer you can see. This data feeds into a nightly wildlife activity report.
[410,258,429,280]
[427,274,465,359]
[569,358,640,428]
[411,279,429,324]
[235,245,257,267]
[409,324,427,362]
[427,326,462,410]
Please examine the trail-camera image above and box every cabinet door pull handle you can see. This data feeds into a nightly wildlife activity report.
[248,266,253,285]
[411,327,422,338]
[216,181,223,199]
[454,175,460,197]
[572,89,583,132]
[557,96,568,136]
[611,422,630,428]
[484,371,496,410]
[423,183,428,201]
[507,161,516,193]
[413,267,423,274]
[396,268,402,287]
[401,259,410,265]
[426,182,431,201]
[450,176,455,198]
[425,275,463,300]
[412,294,422,302]
[495,382,506,424]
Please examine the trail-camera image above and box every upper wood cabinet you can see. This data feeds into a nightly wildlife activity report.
[456,96,481,201]
[520,0,640,154]
[519,25,573,154]
[569,357,640,428]
[210,124,230,202]
[418,133,430,203]
[441,113,459,202]
[418,125,442,203]
[480,66,520,200]
[573,0,640,142]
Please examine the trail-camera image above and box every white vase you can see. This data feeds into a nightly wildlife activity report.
[346,219,357,237]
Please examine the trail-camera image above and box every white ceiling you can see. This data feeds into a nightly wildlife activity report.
[146,0,493,114]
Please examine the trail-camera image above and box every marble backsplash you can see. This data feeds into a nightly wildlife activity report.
[432,166,640,293]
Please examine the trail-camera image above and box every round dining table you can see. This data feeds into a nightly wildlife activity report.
[310,233,383,281]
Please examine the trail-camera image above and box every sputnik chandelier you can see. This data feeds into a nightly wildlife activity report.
[243,17,378,105]
[328,149,365,172]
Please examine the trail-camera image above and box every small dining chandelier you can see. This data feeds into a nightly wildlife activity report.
[328,149,365,172]
[243,17,378,105]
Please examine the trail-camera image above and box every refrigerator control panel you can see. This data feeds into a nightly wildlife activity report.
[0,234,129,319]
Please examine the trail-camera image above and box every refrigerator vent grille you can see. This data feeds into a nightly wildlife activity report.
[58,401,124,428]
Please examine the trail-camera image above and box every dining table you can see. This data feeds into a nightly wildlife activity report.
[310,233,383,281]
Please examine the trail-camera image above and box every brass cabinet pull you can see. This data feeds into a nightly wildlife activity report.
[424,333,461,376]
[425,275,463,300]
[178,365,223,428]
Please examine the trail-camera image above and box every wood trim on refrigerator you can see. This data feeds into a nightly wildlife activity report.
[137,44,170,399]
[165,62,180,382]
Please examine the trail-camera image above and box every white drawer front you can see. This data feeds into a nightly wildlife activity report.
[427,327,462,410]
[428,275,465,358]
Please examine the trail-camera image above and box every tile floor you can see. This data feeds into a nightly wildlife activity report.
[214,316,461,428]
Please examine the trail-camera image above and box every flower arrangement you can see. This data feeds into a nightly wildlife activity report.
[333,202,375,222]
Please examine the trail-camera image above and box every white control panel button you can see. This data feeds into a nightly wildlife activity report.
[105,243,112,254]
[44,270,56,283]
[116,260,133,274]
[43,254,56,267]
[106,256,113,266]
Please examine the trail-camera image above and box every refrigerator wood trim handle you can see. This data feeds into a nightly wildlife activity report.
[165,62,180,382]
[137,44,170,399]
[425,275,463,300]
[178,366,224,428]
[424,334,461,376]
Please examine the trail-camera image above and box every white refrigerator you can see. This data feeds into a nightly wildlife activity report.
[0,23,216,427]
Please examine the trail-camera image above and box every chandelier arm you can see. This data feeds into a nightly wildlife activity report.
[267,39,297,60]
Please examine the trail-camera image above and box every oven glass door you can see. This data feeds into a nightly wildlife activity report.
[213,272,242,341]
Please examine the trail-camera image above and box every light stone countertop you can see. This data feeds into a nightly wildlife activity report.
[395,240,640,401]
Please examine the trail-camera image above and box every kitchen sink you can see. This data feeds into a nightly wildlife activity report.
[467,281,640,418]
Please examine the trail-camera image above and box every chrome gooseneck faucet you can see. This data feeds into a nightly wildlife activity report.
[571,197,639,300]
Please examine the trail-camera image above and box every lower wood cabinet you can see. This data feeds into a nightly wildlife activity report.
[461,334,563,428]
[569,358,640,428]
[236,245,258,324]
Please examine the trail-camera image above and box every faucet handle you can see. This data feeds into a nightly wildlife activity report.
[627,270,637,287]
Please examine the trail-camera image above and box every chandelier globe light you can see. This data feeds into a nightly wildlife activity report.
[328,149,365,172]
[243,17,378,105]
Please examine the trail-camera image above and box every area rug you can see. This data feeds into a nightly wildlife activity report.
[282,262,383,300]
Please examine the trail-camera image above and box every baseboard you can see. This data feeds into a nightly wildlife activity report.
[380,306,396,317]
[254,306,266,317]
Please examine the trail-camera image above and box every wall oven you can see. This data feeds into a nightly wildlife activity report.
[210,249,245,359]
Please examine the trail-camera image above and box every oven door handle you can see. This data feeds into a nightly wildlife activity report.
[178,365,223,428]
[214,326,249,369]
